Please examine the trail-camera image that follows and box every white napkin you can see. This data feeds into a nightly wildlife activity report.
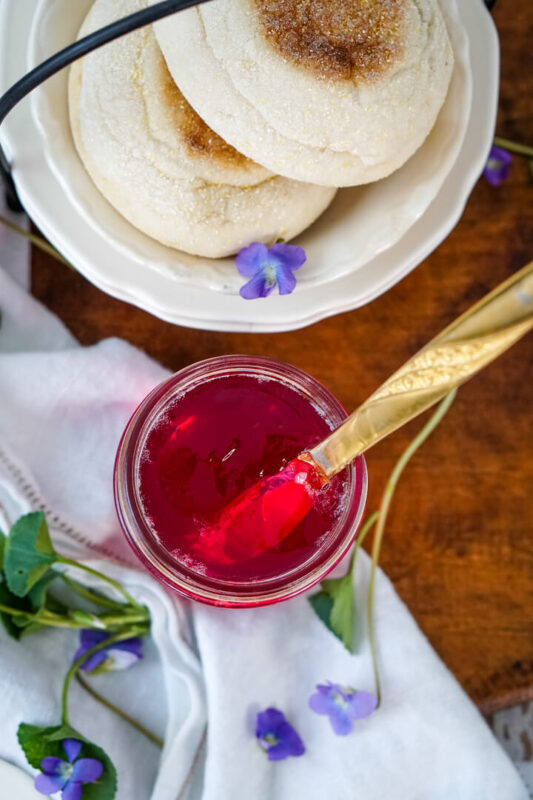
[0,264,527,800]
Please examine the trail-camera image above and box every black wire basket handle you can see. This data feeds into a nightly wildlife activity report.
[0,0,210,210]
[0,0,498,211]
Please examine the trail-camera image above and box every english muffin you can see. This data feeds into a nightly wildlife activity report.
[68,0,336,258]
[152,0,454,187]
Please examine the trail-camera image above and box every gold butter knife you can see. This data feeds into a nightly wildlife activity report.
[306,261,533,479]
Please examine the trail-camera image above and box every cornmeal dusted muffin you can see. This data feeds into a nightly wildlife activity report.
[68,0,336,257]
[152,0,454,186]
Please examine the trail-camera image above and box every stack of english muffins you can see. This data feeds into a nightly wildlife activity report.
[69,0,454,259]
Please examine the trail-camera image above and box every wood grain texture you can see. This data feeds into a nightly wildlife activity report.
[30,0,532,713]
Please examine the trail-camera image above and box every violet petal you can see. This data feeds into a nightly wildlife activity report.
[269,243,306,271]
[347,690,378,720]
[483,146,512,186]
[483,163,507,186]
[113,637,144,658]
[74,630,110,670]
[275,264,297,295]
[235,242,269,277]
[489,145,512,165]
[61,781,83,800]
[71,758,104,783]
[79,650,108,673]
[40,756,64,775]
[239,270,272,300]
[269,720,305,759]
[256,708,305,760]
[34,772,67,795]
[62,738,82,763]
[328,703,355,736]
[256,707,285,738]
[79,629,109,649]
[308,689,332,716]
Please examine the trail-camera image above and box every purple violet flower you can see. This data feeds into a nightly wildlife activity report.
[309,682,377,735]
[73,629,143,674]
[34,738,103,800]
[236,242,306,299]
[482,145,512,186]
[255,708,305,761]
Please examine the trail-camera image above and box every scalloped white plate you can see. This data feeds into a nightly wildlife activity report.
[26,0,471,293]
[0,0,497,331]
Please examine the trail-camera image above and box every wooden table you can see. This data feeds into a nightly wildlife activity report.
[29,1,532,715]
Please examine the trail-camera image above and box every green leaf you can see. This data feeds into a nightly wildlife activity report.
[309,573,354,652]
[27,570,66,619]
[1,571,63,639]
[308,592,334,630]
[17,723,74,767]
[0,532,34,638]
[0,530,63,638]
[4,513,58,597]
[0,529,6,569]
[0,580,30,640]
[27,571,58,610]
[18,723,117,800]
[323,576,354,651]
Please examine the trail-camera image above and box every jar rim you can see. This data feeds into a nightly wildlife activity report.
[114,355,367,607]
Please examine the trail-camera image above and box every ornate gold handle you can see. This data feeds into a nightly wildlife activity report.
[308,262,533,479]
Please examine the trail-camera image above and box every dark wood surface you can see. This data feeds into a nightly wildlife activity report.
[30,2,532,714]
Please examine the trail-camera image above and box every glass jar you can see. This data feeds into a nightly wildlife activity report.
[114,355,367,607]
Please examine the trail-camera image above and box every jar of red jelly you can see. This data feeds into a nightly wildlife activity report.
[114,356,367,607]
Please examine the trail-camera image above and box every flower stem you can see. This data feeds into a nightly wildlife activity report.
[0,214,73,267]
[38,611,109,629]
[57,558,143,610]
[348,511,380,575]
[0,603,148,632]
[75,673,163,748]
[0,604,83,628]
[367,390,457,704]
[61,629,142,726]
[57,573,129,611]
[97,612,149,628]
[0,603,33,617]
[493,136,533,159]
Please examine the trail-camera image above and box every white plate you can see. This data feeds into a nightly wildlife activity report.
[0,0,497,332]
[27,0,470,293]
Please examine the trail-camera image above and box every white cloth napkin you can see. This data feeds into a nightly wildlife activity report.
[0,263,527,800]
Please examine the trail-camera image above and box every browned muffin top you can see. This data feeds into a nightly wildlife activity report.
[160,57,253,166]
[254,0,406,82]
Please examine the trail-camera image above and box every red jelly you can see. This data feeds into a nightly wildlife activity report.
[114,356,367,606]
